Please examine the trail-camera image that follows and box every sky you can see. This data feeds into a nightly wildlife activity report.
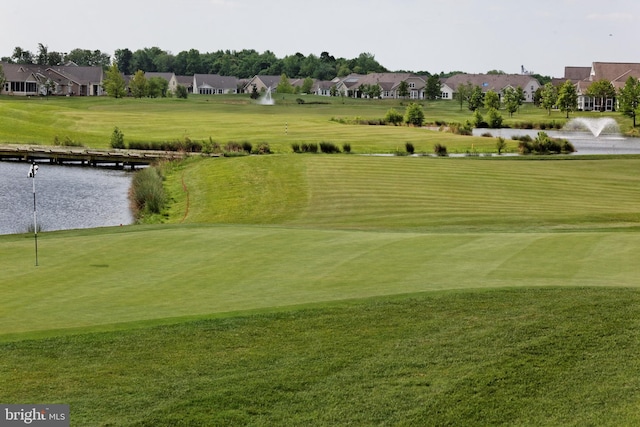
[2,0,638,78]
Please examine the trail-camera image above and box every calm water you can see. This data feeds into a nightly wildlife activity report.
[0,162,134,235]
[472,128,640,155]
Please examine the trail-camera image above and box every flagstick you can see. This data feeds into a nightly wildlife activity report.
[33,174,38,267]
[29,162,39,267]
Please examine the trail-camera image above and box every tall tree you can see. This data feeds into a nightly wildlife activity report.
[556,80,578,118]
[102,63,127,98]
[468,85,484,111]
[425,74,442,100]
[618,76,640,127]
[12,46,33,64]
[456,82,473,110]
[66,49,111,67]
[502,87,520,117]
[586,79,616,112]
[398,81,409,98]
[301,77,314,94]
[484,89,500,110]
[36,43,48,65]
[129,70,148,98]
[276,73,293,94]
[540,82,558,116]
[115,48,134,75]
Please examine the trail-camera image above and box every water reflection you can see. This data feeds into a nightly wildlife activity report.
[0,162,134,235]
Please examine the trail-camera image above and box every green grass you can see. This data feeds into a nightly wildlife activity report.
[3,96,640,425]
[1,94,634,154]
[3,288,640,426]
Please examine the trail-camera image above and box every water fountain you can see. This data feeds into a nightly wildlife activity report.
[563,117,620,137]
[258,87,275,105]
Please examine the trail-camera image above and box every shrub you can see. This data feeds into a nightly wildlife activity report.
[481,132,493,137]
[496,137,507,154]
[253,142,271,155]
[319,141,341,154]
[291,143,301,153]
[242,142,253,153]
[487,108,503,128]
[296,98,305,104]
[385,108,404,126]
[110,127,125,149]
[342,143,351,153]
[225,141,243,152]
[129,166,166,217]
[473,110,487,128]
[434,143,448,156]
[301,143,318,153]
[449,121,473,135]
[404,103,425,127]
[405,142,415,154]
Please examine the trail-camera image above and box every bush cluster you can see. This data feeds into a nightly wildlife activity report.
[128,138,203,152]
[515,132,575,154]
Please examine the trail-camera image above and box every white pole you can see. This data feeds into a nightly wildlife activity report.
[28,162,39,266]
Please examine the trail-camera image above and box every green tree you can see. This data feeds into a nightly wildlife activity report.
[503,87,521,117]
[102,63,127,98]
[175,85,188,99]
[404,103,425,127]
[586,79,616,112]
[425,74,442,100]
[147,77,168,98]
[557,80,578,118]
[484,89,500,110]
[468,85,484,111]
[398,81,409,98]
[110,127,125,149]
[276,73,294,94]
[540,82,558,116]
[618,76,640,127]
[487,108,503,128]
[129,70,148,98]
[301,77,314,94]
[456,82,473,110]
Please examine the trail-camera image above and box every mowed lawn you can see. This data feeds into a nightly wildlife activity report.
[3,95,640,425]
[3,155,640,338]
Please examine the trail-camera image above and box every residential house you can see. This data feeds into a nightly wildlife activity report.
[193,74,239,94]
[444,73,541,103]
[1,63,40,95]
[334,73,427,99]
[570,62,640,111]
[1,62,103,96]
[176,75,194,93]
[243,75,281,94]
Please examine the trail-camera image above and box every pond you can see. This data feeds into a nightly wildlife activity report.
[0,162,134,235]
[472,128,640,155]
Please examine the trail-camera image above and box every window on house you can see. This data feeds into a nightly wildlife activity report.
[409,82,416,88]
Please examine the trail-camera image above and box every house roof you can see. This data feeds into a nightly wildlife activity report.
[563,66,591,81]
[0,62,39,82]
[145,72,175,82]
[194,74,238,89]
[591,62,640,89]
[445,73,540,92]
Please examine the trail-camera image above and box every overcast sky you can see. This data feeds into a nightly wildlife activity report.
[2,0,638,77]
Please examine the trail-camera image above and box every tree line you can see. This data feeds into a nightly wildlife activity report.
[2,44,394,79]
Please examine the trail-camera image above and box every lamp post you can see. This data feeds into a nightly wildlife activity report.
[28,162,39,266]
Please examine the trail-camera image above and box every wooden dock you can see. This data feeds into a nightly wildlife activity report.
[0,144,193,169]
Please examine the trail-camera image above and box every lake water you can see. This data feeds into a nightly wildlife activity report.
[472,128,640,155]
[0,162,134,235]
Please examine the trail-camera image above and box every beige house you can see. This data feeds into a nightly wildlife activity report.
[444,73,541,103]
[1,62,103,96]
[571,62,640,111]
